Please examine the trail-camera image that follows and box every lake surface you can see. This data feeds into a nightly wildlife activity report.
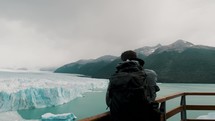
[19,83,215,121]
[0,70,215,121]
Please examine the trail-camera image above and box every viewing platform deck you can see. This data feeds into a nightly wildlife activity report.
[79,92,215,121]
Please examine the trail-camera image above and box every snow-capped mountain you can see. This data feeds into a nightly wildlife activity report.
[55,40,215,83]
[134,44,162,56]
[154,40,194,54]
[134,40,194,56]
[65,55,117,67]
[92,55,117,62]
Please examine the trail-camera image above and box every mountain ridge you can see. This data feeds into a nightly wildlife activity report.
[55,40,215,83]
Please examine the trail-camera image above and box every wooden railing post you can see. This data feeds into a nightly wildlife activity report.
[160,101,166,121]
[180,95,187,121]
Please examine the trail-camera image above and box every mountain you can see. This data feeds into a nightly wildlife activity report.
[55,40,215,83]
[134,44,162,56]
[54,55,117,77]
[153,39,194,54]
[144,47,215,83]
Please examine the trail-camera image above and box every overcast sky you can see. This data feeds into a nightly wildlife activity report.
[0,0,215,69]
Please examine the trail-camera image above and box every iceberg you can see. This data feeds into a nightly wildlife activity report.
[197,112,215,119]
[41,112,77,121]
[0,72,108,112]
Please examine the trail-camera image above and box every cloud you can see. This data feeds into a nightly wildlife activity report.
[0,18,68,68]
[0,0,215,69]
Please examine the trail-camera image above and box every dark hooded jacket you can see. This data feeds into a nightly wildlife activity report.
[106,60,160,106]
[106,59,160,121]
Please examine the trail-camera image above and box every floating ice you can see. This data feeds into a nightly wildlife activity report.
[41,112,77,121]
[197,112,215,119]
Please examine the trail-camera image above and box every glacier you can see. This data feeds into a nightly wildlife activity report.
[0,71,108,112]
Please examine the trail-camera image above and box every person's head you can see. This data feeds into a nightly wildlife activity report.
[120,50,145,66]
[120,50,137,61]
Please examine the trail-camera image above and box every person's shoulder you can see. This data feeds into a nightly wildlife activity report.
[144,69,157,77]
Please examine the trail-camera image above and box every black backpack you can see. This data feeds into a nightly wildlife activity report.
[108,61,150,121]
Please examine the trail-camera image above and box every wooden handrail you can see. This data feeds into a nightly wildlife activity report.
[159,92,215,121]
[184,92,215,96]
[79,92,215,121]
[79,112,110,121]
[156,92,184,103]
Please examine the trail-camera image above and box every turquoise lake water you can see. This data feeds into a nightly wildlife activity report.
[18,83,215,121]
[0,71,215,121]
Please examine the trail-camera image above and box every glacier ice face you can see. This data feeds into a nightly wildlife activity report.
[41,112,77,121]
[0,87,82,112]
[0,71,108,112]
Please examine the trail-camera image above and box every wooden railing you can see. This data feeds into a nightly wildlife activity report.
[79,92,215,121]
[157,92,215,121]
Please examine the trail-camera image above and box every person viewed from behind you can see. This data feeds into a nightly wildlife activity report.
[106,50,160,121]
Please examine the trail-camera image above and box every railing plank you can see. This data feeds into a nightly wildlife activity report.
[79,112,110,121]
[166,106,183,119]
[186,105,215,110]
[186,119,215,121]
[185,92,215,96]
[156,92,184,103]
